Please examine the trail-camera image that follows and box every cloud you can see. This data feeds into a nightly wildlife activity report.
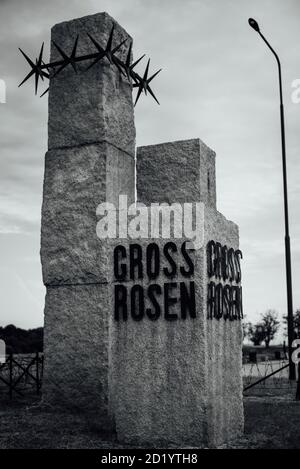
[0,0,300,331]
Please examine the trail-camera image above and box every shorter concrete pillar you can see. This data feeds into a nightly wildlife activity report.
[41,13,135,427]
[109,138,243,446]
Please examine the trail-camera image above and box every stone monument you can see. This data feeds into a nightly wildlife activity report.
[41,12,135,427]
[41,12,244,447]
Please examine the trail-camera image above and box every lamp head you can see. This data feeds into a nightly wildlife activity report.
[248,18,260,32]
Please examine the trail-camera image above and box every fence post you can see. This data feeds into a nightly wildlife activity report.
[9,353,13,400]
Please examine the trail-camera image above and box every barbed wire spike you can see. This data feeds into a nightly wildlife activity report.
[86,33,105,70]
[42,60,50,73]
[105,25,127,64]
[18,42,49,94]
[52,35,79,77]
[19,31,161,105]
[122,42,145,82]
[86,26,127,72]
[40,87,49,98]
[133,59,161,106]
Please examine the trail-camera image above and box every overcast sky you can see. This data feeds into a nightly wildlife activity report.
[0,0,299,339]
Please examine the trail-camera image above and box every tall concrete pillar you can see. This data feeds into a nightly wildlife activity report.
[41,13,135,426]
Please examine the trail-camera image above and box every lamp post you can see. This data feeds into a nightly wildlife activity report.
[248,18,295,380]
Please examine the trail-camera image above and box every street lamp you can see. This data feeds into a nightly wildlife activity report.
[248,18,295,380]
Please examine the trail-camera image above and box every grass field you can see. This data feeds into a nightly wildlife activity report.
[1,395,300,449]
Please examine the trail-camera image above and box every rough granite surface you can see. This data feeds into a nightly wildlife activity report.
[109,216,243,447]
[109,237,208,446]
[41,143,134,286]
[204,207,244,447]
[48,12,135,156]
[43,283,112,427]
[131,140,243,447]
[137,139,216,207]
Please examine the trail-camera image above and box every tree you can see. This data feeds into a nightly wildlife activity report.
[283,309,300,339]
[246,310,280,348]
[247,322,265,346]
[260,310,280,348]
[0,325,43,353]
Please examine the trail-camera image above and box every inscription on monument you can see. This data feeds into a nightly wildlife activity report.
[113,241,196,321]
[206,240,243,320]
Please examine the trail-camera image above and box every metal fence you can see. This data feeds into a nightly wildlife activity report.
[243,358,298,396]
[0,351,297,400]
[0,352,43,399]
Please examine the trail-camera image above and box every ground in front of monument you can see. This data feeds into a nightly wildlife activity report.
[0,394,299,449]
